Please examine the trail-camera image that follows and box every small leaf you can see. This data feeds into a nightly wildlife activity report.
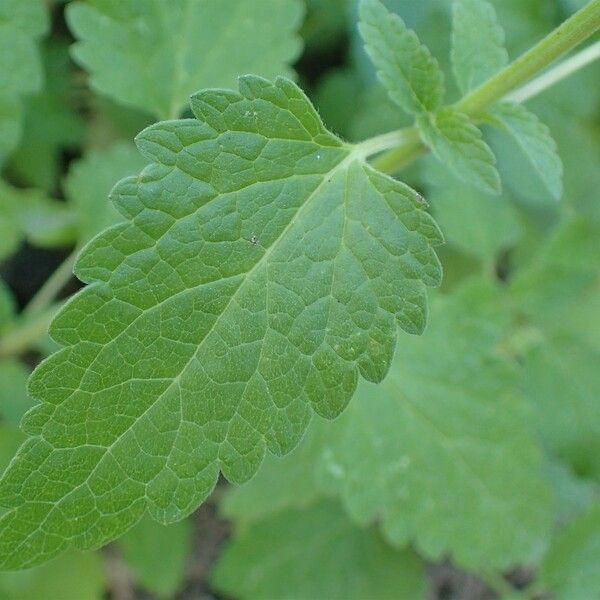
[540,504,600,600]
[417,108,501,194]
[0,76,442,569]
[359,0,444,115]
[64,142,149,243]
[119,516,192,599]
[212,501,426,600]
[67,0,304,119]
[451,0,508,94]
[488,102,563,200]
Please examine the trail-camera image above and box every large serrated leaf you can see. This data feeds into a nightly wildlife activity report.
[358,0,444,116]
[67,0,304,119]
[0,76,442,569]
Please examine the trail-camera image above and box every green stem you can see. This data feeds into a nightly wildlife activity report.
[506,39,600,103]
[456,0,600,116]
[364,0,600,173]
[0,304,60,359]
[23,247,78,316]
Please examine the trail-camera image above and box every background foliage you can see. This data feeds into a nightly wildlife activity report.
[0,0,598,598]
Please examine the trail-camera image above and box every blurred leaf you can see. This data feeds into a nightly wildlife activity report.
[429,179,522,262]
[0,551,105,600]
[0,0,48,162]
[488,103,563,201]
[523,335,600,481]
[64,142,148,243]
[0,180,77,253]
[8,40,85,192]
[511,218,600,349]
[418,108,501,194]
[119,516,192,599]
[540,504,600,600]
[67,0,304,119]
[452,0,508,94]
[212,501,426,600]
[359,0,444,115]
[545,462,599,526]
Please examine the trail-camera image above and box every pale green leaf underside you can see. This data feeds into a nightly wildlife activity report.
[0,76,442,569]
[67,0,304,119]
[418,108,501,194]
[451,0,508,94]
[489,102,563,200]
[226,281,552,570]
[212,501,426,600]
[359,0,444,116]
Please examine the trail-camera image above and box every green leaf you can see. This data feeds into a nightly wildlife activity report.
[212,501,426,600]
[429,176,522,262]
[451,0,508,94]
[0,0,48,161]
[225,281,553,570]
[0,361,33,427]
[0,76,442,569]
[539,504,600,600]
[8,40,86,192]
[64,142,149,243]
[0,551,106,600]
[523,335,600,481]
[359,0,444,115]
[119,516,192,599]
[417,108,501,194]
[488,102,563,200]
[67,0,304,119]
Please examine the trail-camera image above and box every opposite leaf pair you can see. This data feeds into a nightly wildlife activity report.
[362,0,562,199]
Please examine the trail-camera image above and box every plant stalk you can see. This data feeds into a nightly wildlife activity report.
[23,247,78,316]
